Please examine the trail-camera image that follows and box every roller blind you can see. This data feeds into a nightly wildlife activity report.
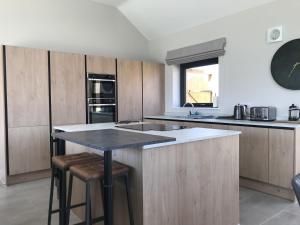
[165,38,226,65]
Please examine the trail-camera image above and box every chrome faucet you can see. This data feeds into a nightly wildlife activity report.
[183,102,197,115]
[183,102,195,108]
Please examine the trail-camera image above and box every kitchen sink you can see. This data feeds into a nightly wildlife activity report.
[172,115,216,119]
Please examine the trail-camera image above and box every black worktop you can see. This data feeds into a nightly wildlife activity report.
[53,129,176,151]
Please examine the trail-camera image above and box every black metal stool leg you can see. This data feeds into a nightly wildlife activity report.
[59,170,67,225]
[100,180,105,214]
[124,174,134,225]
[47,167,55,225]
[89,189,92,225]
[85,182,92,225]
[66,174,73,225]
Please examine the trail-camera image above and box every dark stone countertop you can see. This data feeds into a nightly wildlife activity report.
[53,129,176,151]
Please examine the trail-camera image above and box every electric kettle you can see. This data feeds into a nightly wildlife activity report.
[234,104,248,120]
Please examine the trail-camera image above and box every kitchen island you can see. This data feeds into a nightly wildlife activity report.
[53,123,241,225]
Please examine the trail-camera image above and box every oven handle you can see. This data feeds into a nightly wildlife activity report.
[88,104,116,107]
[88,78,115,82]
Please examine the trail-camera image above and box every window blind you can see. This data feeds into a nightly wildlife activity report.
[165,38,226,65]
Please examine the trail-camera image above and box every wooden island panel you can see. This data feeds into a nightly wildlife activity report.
[142,136,239,225]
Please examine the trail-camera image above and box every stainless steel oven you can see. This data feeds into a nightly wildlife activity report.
[87,73,116,123]
[87,73,116,99]
[87,98,116,123]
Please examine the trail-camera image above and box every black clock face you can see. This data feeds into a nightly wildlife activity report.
[271,39,300,90]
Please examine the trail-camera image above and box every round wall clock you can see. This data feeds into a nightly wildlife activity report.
[271,39,300,90]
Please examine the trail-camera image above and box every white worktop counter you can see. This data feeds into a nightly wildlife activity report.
[53,122,241,149]
[144,115,300,129]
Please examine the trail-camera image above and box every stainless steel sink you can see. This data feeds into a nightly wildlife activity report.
[172,115,215,119]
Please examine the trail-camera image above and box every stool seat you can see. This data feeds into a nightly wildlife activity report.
[52,152,103,170]
[70,161,130,182]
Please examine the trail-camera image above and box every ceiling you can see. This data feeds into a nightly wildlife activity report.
[91,0,277,40]
[91,0,126,7]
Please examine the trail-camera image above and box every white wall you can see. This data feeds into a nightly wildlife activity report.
[148,0,300,118]
[0,0,149,59]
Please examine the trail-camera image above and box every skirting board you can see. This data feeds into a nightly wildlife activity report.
[6,169,51,186]
[240,177,295,201]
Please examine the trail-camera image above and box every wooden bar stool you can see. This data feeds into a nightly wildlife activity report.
[48,152,103,225]
[66,160,134,225]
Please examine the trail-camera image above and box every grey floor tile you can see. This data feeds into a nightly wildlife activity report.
[0,178,81,225]
[240,191,291,225]
[284,201,300,216]
[240,187,258,203]
[262,211,300,225]
[1,179,300,225]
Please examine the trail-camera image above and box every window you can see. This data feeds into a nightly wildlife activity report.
[180,58,219,107]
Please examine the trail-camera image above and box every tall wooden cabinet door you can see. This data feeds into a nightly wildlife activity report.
[228,126,269,182]
[6,46,49,127]
[86,55,116,74]
[8,126,50,175]
[50,52,86,126]
[269,129,294,189]
[142,62,165,116]
[117,59,142,121]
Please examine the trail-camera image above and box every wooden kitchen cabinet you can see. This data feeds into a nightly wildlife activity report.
[228,125,269,183]
[86,55,116,74]
[184,122,211,128]
[143,118,299,200]
[8,126,50,175]
[4,46,51,177]
[269,129,294,188]
[142,62,165,116]
[117,59,142,121]
[6,46,49,127]
[210,124,229,130]
[50,51,86,125]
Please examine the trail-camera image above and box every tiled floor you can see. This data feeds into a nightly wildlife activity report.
[240,187,300,225]
[0,179,300,225]
[0,178,81,225]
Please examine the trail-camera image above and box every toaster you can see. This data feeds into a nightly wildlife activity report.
[250,107,276,121]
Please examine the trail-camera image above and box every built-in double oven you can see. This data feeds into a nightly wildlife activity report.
[87,73,116,123]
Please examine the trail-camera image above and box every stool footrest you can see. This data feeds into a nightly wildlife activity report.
[69,202,86,210]
[50,202,86,214]
[73,216,104,225]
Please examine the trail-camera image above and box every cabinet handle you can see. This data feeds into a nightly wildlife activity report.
[88,104,116,107]
[88,78,115,82]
